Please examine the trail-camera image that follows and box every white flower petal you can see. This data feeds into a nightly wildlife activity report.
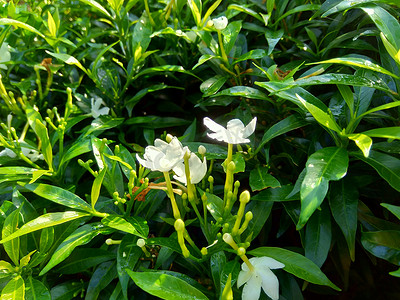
[203,117,256,144]
[257,267,280,300]
[237,269,252,288]
[212,16,228,30]
[252,256,285,270]
[241,273,262,300]
[242,117,257,139]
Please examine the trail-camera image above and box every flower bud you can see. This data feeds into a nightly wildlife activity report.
[136,238,146,248]
[212,16,228,30]
[198,145,206,155]
[237,247,246,256]
[228,161,236,172]
[174,218,185,232]
[239,190,251,203]
[201,247,208,256]
[166,133,173,143]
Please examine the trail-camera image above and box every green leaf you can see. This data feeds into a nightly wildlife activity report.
[0,211,89,244]
[256,114,307,153]
[352,150,400,192]
[357,101,400,120]
[18,182,93,212]
[227,5,265,24]
[329,180,358,261]
[101,215,148,238]
[50,281,84,300]
[210,251,225,294]
[298,147,349,229]
[222,21,242,55]
[249,247,340,291]
[2,208,21,265]
[91,167,107,210]
[214,86,270,101]
[252,185,299,202]
[117,235,142,299]
[0,18,45,38]
[0,275,25,300]
[362,4,400,49]
[86,261,117,300]
[126,270,209,300]
[274,4,321,24]
[244,200,274,241]
[187,0,202,26]
[34,120,53,170]
[249,166,281,191]
[381,203,400,221]
[347,133,372,157]
[309,57,400,79]
[305,207,331,267]
[134,65,200,81]
[203,191,224,221]
[296,93,341,132]
[234,49,267,64]
[362,127,400,140]
[60,136,91,165]
[361,230,400,265]
[40,223,112,275]
[79,0,112,19]
[200,75,228,97]
[265,29,284,55]
[45,51,87,74]
[0,167,36,175]
[25,276,51,300]
[222,152,245,174]
[56,248,115,274]
[337,84,354,117]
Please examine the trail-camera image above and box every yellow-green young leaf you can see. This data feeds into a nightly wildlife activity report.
[362,127,400,140]
[2,208,21,265]
[19,250,36,268]
[25,277,51,300]
[188,0,202,26]
[79,0,112,18]
[45,51,87,74]
[29,169,52,184]
[35,119,53,170]
[380,32,400,64]
[221,273,233,300]
[0,260,15,276]
[91,167,107,210]
[309,57,400,79]
[347,133,372,157]
[296,94,342,133]
[103,154,133,171]
[47,11,57,37]
[357,101,400,120]
[0,275,25,300]
[0,211,90,244]
[0,18,45,38]
[337,84,354,117]
[201,0,222,26]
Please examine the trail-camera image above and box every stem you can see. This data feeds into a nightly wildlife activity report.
[163,172,181,219]
[240,254,255,272]
[217,30,229,66]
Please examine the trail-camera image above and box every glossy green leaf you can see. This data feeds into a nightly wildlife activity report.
[296,94,342,133]
[265,29,284,55]
[101,215,148,238]
[126,270,208,300]
[125,116,191,128]
[309,57,400,79]
[220,260,240,295]
[298,147,349,229]
[1,275,25,300]
[200,75,228,97]
[117,235,142,299]
[2,208,21,265]
[0,167,36,175]
[134,65,199,80]
[249,166,281,191]
[252,185,298,202]
[244,200,274,240]
[50,281,84,300]
[234,49,267,63]
[0,18,45,38]
[227,5,265,24]
[362,127,400,140]
[84,116,124,137]
[25,276,51,300]
[204,191,224,221]
[222,153,245,174]
[214,86,270,101]
[357,101,400,120]
[40,223,112,275]
[210,251,225,294]
[362,5,400,49]
[274,4,320,24]
[256,114,307,152]
[34,120,53,170]
[45,51,87,74]
[57,248,115,274]
[187,0,202,26]
[91,166,106,210]
[362,230,400,265]
[86,261,117,300]
[305,207,331,267]
[347,133,372,157]
[39,226,54,254]
[79,0,112,18]
[222,21,242,55]
[329,180,358,261]
[352,150,400,192]
[60,136,91,165]
[0,211,89,244]
[381,203,400,221]
[249,247,340,291]
[337,84,354,116]
[18,182,93,212]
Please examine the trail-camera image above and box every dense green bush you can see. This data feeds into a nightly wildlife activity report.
[0,0,400,299]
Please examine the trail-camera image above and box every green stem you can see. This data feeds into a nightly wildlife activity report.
[163,172,181,219]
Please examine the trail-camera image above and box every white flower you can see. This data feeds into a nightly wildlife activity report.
[0,43,11,70]
[90,96,109,118]
[0,141,44,162]
[173,152,207,185]
[136,137,187,172]
[203,117,257,144]
[238,256,285,300]
[212,16,228,30]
